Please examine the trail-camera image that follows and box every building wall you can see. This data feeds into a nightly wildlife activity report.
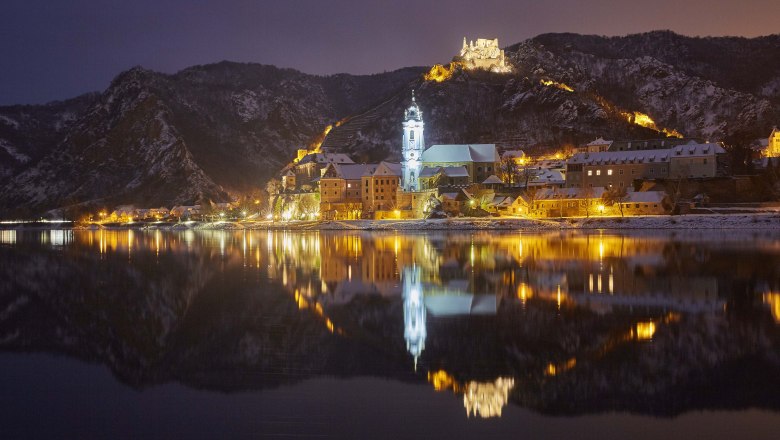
[363,175,400,212]
[770,130,780,157]
[669,154,716,178]
[567,162,669,189]
[531,199,602,218]
[618,201,668,215]
[422,161,498,185]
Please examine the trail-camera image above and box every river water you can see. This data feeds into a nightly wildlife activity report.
[0,229,778,439]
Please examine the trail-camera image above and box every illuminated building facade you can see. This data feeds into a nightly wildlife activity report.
[768,126,780,157]
[401,93,425,191]
[565,142,725,189]
[456,37,510,73]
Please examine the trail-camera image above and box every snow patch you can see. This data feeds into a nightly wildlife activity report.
[0,114,20,128]
[0,139,30,163]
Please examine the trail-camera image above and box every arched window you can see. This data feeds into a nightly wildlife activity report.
[410,130,415,141]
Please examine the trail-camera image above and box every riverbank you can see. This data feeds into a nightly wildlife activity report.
[61,212,780,231]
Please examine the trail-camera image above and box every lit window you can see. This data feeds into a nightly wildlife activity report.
[607,169,613,175]
[587,170,593,176]
[596,170,601,176]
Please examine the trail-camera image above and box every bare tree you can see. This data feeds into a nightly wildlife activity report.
[581,186,595,218]
[499,157,520,185]
[265,178,282,221]
[518,165,540,189]
[602,187,629,217]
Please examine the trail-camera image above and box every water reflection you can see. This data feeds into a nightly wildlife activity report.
[0,229,778,419]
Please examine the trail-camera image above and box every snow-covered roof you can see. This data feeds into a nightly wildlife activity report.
[482,175,503,184]
[322,163,377,180]
[502,150,525,159]
[623,191,666,204]
[422,144,499,163]
[535,187,606,200]
[568,143,724,166]
[372,161,402,177]
[529,169,565,186]
[420,166,470,178]
[488,196,513,207]
[443,166,469,177]
[419,167,441,178]
[298,153,355,165]
[587,137,613,146]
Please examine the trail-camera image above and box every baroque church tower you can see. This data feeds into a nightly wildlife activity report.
[401,91,424,191]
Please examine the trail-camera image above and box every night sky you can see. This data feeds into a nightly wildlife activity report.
[2,0,778,105]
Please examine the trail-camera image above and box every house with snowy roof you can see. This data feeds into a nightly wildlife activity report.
[565,142,725,189]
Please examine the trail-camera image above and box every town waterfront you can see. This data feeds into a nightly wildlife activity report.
[0,229,778,439]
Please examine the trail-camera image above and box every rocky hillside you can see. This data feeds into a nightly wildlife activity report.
[0,64,423,217]
[1,31,779,217]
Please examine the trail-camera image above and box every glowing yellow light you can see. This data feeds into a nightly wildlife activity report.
[428,370,459,392]
[424,62,461,82]
[622,111,683,138]
[540,79,574,92]
[763,292,780,323]
[635,321,656,340]
[463,378,515,419]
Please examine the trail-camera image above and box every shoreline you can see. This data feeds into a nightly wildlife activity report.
[49,212,780,231]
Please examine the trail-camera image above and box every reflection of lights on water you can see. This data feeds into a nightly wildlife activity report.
[764,292,780,323]
[427,371,514,419]
[403,267,426,370]
[609,272,614,294]
[589,273,594,292]
[545,357,577,376]
[634,321,656,340]
[463,378,515,418]
[0,230,16,245]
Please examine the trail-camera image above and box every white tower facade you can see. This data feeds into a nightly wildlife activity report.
[402,92,425,191]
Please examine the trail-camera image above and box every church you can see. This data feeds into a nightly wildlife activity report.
[400,93,500,191]
[316,92,501,219]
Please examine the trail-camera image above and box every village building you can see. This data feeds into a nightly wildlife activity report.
[170,205,202,219]
[294,152,355,187]
[767,126,780,157]
[565,142,725,189]
[531,187,607,218]
[615,191,670,216]
[506,194,532,217]
[320,163,377,219]
[527,168,566,189]
[481,175,504,190]
[501,150,526,165]
[419,166,470,189]
[281,170,296,191]
[607,137,700,152]
[438,192,466,216]
[362,162,403,214]
[575,137,613,153]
